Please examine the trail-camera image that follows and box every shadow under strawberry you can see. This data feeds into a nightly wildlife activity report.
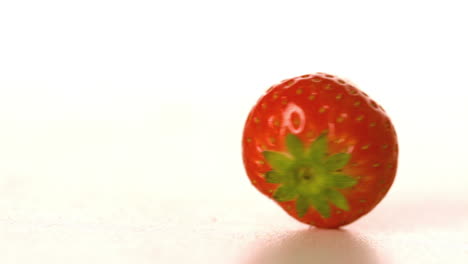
[245,228,381,264]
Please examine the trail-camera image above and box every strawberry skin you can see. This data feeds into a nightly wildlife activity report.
[242,73,398,228]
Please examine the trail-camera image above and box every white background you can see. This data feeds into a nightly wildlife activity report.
[1,1,467,263]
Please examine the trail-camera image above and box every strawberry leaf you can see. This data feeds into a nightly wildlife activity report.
[273,185,298,201]
[261,130,360,221]
[309,195,331,218]
[308,133,328,164]
[326,189,349,210]
[262,151,293,172]
[265,171,284,184]
[325,153,351,171]
[286,134,304,158]
[296,196,310,218]
[328,173,358,189]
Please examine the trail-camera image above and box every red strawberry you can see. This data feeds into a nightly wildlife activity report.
[242,73,398,228]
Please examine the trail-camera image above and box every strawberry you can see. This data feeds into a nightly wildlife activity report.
[242,73,398,228]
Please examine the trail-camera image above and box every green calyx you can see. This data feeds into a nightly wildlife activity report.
[262,133,358,218]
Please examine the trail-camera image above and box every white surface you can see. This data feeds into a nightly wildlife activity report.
[1,1,468,263]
